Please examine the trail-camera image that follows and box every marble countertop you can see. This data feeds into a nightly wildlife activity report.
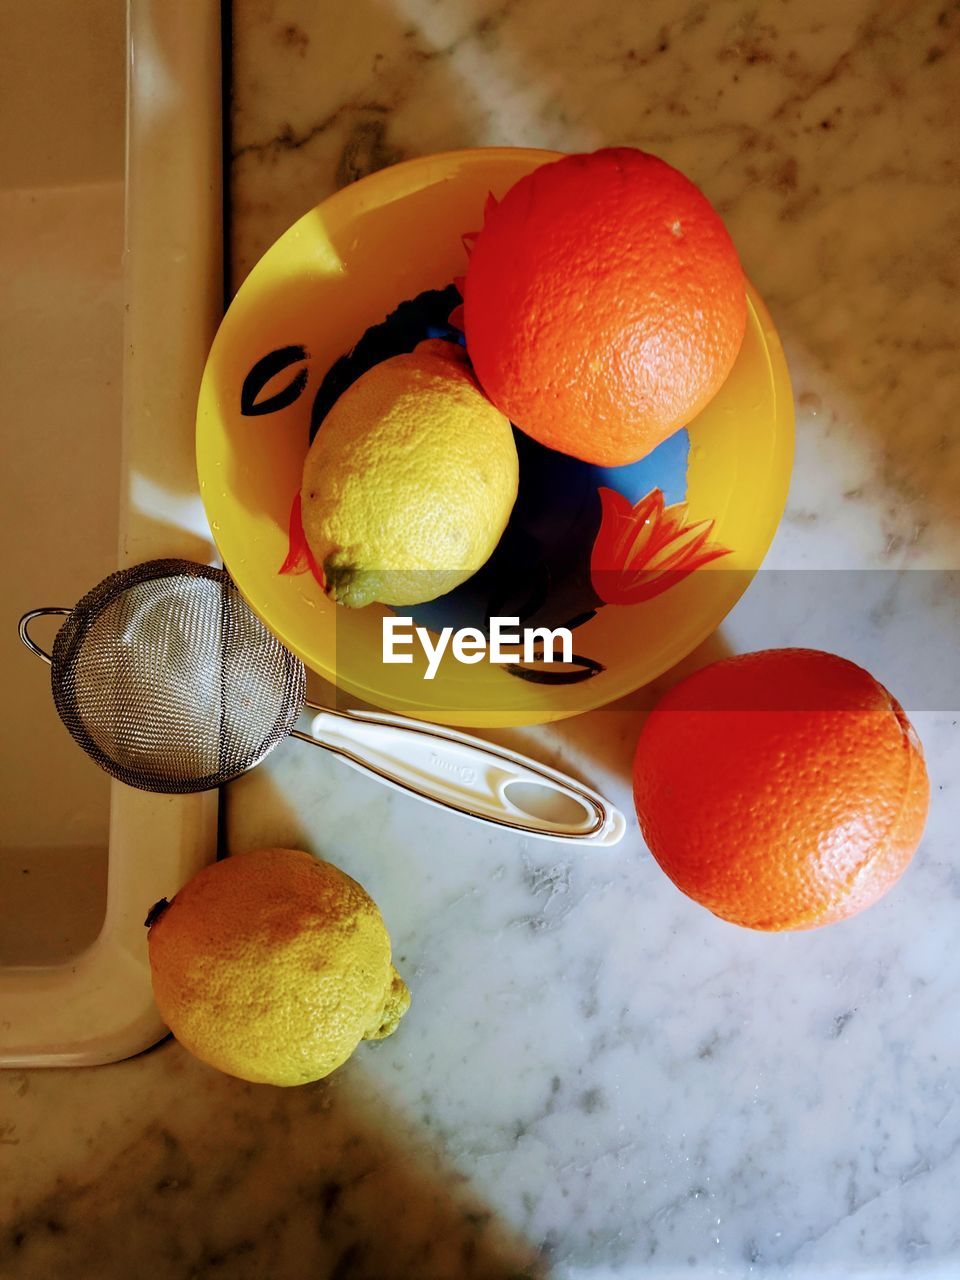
[3,1,959,1276]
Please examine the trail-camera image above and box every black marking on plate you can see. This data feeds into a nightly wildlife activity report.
[505,652,605,685]
[240,345,309,416]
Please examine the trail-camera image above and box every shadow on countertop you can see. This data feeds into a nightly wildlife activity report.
[0,1042,546,1280]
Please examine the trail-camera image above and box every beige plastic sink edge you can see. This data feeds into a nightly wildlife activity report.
[0,0,222,1066]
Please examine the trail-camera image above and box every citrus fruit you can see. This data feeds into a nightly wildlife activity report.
[147,848,410,1085]
[301,339,518,608]
[463,147,747,466]
[633,649,929,931]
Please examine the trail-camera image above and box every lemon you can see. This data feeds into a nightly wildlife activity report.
[301,339,518,607]
[147,848,410,1086]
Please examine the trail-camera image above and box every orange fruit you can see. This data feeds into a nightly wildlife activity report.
[463,147,747,467]
[633,649,929,931]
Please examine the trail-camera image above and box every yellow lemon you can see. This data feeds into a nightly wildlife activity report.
[147,848,410,1086]
[301,340,518,607]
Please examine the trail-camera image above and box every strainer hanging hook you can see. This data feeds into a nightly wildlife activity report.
[18,608,69,664]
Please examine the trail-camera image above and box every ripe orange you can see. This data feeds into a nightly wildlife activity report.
[463,148,747,467]
[633,650,929,931]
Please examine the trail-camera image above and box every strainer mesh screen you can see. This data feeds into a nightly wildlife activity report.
[50,560,305,793]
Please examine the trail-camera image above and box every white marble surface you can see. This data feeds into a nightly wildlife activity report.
[3,1,960,1276]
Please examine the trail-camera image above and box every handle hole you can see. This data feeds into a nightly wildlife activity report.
[502,779,592,826]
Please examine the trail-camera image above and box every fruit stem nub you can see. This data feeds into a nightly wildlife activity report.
[144,897,170,929]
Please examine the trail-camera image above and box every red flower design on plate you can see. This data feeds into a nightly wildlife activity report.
[279,492,325,587]
[449,191,499,330]
[590,486,730,605]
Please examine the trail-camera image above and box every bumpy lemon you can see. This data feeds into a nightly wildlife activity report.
[301,340,518,607]
[147,848,409,1086]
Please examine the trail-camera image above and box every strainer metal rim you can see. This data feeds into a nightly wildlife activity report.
[49,558,307,795]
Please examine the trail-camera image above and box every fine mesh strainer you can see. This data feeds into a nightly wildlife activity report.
[19,560,624,846]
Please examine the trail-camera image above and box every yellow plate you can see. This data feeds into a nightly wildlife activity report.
[197,148,793,727]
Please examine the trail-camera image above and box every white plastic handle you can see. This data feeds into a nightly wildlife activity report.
[291,705,626,847]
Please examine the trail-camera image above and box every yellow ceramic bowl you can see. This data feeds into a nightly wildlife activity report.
[197,148,793,727]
